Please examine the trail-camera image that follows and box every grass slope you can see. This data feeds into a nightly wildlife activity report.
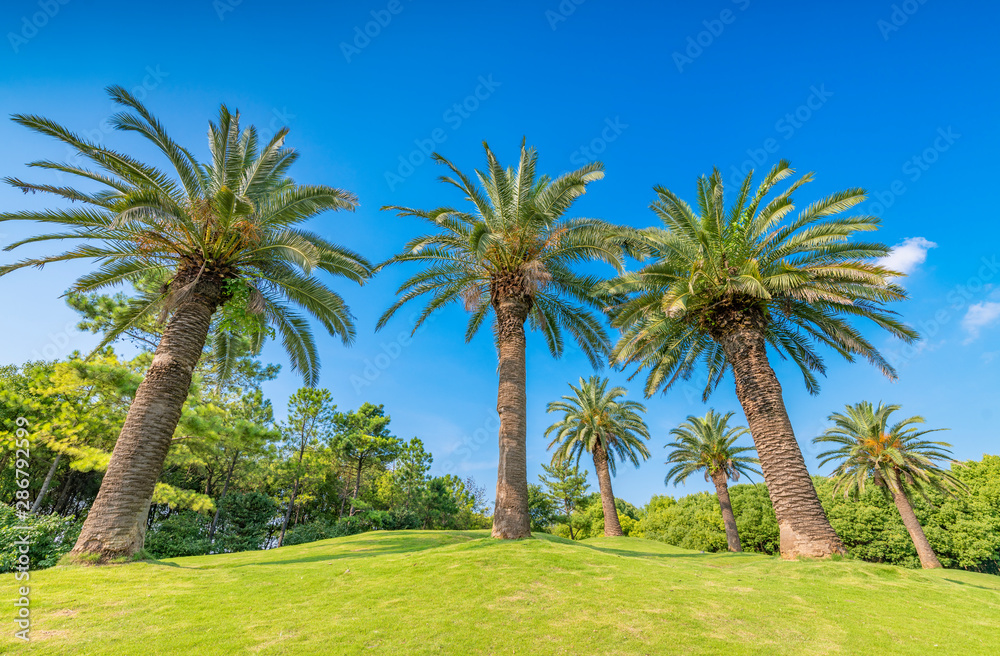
[3,530,998,655]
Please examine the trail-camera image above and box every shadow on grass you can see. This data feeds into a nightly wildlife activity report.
[182,532,485,569]
[943,578,1000,591]
[575,543,716,560]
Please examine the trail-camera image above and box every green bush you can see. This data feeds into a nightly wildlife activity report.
[564,494,642,539]
[144,511,210,559]
[283,509,422,546]
[635,493,727,552]
[636,456,1000,572]
[213,492,277,553]
[0,505,81,571]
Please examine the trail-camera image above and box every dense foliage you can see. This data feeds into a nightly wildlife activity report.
[630,459,1000,572]
[0,294,490,569]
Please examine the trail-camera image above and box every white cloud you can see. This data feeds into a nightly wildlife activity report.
[962,301,1000,343]
[879,237,937,276]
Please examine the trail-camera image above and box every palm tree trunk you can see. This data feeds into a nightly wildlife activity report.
[716,326,844,558]
[490,295,531,539]
[592,442,624,537]
[890,485,942,569]
[30,452,62,513]
[69,271,222,563]
[710,471,741,552]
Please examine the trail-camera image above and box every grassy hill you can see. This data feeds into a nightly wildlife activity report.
[4,530,998,655]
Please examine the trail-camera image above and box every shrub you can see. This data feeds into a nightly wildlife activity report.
[283,509,422,546]
[144,511,210,559]
[0,504,81,571]
[213,492,277,553]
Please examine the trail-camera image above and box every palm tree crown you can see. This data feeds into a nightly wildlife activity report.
[545,376,651,473]
[814,401,964,498]
[607,160,918,398]
[1,86,371,383]
[664,410,760,486]
[377,140,632,366]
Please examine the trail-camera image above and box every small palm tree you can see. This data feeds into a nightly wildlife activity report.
[664,410,760,552]
[606,160,918,558]
[545,377,650,536]
[814,402,964,569]
[0,88,371,561]
[378,141,632,539]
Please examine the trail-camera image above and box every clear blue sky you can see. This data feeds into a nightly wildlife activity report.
[1,0,998,507]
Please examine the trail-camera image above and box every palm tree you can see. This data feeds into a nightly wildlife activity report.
[664,410,760,552]
[814,402,964,569]
[545,376,650,537]
[0,87,372,561]
[606,160,919,558]
[378,141,631,539]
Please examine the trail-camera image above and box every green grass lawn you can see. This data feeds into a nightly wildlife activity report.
[3,530,998,655]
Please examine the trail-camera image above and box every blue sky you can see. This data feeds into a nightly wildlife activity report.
[1,0,998,507]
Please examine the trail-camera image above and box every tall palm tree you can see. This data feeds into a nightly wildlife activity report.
[814,401,964,569]
[378,141,631,539]
[606,160,918,558]
[0,87,372,561]
[545,376,650,537]
[664,410,760,552]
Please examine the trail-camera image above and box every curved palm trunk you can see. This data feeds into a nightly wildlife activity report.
[70,273,221,563]
[717,326,844,558]
[592,442,624,537]
[710,471,741,552]
[491,295,531,539]
[890,485,942,569]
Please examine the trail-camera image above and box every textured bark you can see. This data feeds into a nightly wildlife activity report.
[490,288,531,539]
[70,269,222,562]
[592,442,624,537]
[711,470,741,552]
[891,485,942,569]
[716,324,844,558]
[30,452,62,513]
